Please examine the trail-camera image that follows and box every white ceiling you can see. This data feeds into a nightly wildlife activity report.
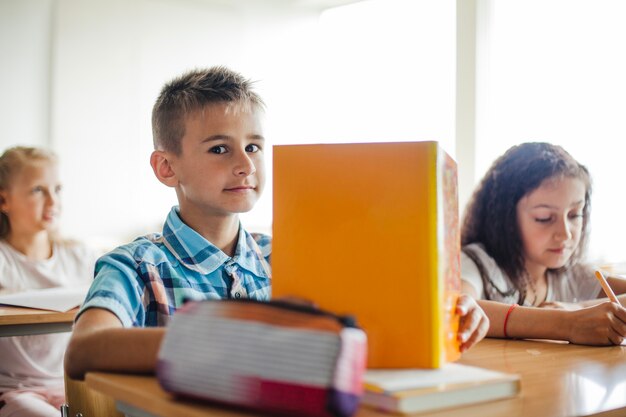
[192,0,365,12]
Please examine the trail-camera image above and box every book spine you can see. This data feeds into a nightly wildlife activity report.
[427,142,441,367]
[440,148,461,363]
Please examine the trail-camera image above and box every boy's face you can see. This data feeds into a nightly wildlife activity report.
[170,103,265,218]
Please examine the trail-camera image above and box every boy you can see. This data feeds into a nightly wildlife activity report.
[65,66,488,380]
[65,66,271,379]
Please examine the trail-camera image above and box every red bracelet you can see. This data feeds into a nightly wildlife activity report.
[503,303,518,339]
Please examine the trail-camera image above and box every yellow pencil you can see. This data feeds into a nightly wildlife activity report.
[594,270,622,306]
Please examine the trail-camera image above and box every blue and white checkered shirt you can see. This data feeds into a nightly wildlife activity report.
[78,206,271,327]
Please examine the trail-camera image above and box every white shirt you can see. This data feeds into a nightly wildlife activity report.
[0,240,99,391]
[461,243,600,305]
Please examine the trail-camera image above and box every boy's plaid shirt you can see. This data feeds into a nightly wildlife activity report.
[79,207,271,327]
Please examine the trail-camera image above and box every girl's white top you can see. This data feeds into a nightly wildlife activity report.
[461,243,601,305]
[0,240,99,391]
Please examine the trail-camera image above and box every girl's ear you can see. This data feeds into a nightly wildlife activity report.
[150,151,178,188]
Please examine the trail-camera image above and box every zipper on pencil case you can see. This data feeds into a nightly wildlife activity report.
[190,297,360,329]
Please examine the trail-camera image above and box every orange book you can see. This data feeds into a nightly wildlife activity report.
[272,141,461,369]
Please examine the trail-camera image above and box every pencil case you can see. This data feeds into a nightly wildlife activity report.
[157,299,367,417]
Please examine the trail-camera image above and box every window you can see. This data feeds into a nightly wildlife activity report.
[475,0,626,263]
[243,0,456,233]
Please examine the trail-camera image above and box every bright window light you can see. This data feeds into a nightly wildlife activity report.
[313,0,455,152]
[475,0,626,263]
[244,0,456,233]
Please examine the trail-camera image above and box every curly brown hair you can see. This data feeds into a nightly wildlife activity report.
[461,142,592,303]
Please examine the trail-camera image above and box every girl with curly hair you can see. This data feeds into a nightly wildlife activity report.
[462,142,626,345]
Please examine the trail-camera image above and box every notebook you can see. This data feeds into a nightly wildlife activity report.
[272,141,461,368]
[362,363,521,414]
[0,285,90,312]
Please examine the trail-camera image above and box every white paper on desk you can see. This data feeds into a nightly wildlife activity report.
[0,285,90,312]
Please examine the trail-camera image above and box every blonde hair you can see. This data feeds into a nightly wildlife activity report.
[0,146,58,239]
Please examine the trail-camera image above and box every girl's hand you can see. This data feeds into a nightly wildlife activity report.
[456,294,490,352]
[567,301,626,345]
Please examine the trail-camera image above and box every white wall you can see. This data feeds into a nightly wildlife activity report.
[474,0,626,263]
[25,0,323,247]
[0,0,54,149]
[1,0,458,249]
[4,0,619,263]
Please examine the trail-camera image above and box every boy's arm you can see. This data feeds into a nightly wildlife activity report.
[64,308,165,380]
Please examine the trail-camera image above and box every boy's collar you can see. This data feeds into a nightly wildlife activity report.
[162,206,269,278]
[232,228,271,278]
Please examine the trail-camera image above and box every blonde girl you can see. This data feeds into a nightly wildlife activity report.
[461,142,626,345]
[0,147,98,417]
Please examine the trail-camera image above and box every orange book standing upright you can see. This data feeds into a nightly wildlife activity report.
[272,141,461,369]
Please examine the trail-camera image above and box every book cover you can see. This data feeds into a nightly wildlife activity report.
[272,141,461,368]
[362,363,521,414]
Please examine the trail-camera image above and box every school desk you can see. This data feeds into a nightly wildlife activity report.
[85,338,626,417]
[0,305,76,336]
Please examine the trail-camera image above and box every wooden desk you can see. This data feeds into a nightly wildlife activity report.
[0,306,76,336]
[86,338,626,417]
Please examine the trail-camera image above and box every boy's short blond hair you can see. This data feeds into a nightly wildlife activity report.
[151,66,264,155]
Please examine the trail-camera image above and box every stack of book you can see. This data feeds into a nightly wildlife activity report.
[362,363,520,414]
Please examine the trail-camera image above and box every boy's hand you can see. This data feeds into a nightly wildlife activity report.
[456,294,489,353]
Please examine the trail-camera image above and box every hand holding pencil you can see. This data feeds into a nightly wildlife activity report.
[561,270,626,345]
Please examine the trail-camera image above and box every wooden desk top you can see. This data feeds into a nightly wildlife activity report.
[0,306,77,326]
[0,306,77,336]
[86,338,626,417]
